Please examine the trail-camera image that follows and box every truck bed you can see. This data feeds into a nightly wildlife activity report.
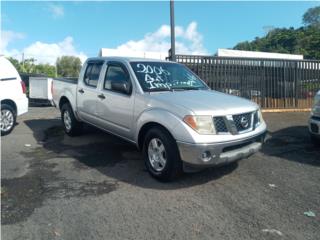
[52,77,78,110]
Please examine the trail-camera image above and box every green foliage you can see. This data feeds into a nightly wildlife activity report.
[7,57,22,72]
[34,64,57,77]
[56,56,82,77]
[303,6,320,27]
[7,57,57,77]
[234,6,320,60]
[21,58,36,74]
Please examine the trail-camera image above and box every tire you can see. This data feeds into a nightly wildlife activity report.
[61,103,82,136]
[1,103,16,136]
[143,127,182,182]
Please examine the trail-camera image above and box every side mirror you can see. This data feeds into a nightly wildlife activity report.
[111,81,131,95]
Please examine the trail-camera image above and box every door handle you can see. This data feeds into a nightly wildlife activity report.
[98,94,106,100]
[78,89,84,94]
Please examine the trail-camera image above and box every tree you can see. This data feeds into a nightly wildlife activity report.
[56,56,82,77]
[303,6,320,27]
[20,58,36,73]
[7,57,57,77]
[34,64,57,78]
[233,6,320,60]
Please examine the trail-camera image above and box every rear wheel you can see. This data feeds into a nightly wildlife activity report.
[61,103,82,136]
[143,127,182,181]
[1,104,16,136]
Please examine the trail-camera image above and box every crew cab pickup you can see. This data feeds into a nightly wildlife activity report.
[52,57,267,181]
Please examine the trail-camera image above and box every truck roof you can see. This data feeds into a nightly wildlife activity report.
[86,56,170,63]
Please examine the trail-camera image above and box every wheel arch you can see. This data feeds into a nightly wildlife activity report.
[138,122,175,150]
[1,99,17,115]
[135,109,196,150]
[59,96,71,110]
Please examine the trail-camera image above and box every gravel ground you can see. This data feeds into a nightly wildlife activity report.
[1,107,319,240]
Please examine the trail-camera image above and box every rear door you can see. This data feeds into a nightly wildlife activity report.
[76,60,104,125]
[96,61,135,140]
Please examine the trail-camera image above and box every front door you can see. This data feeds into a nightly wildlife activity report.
[96,62,135,140]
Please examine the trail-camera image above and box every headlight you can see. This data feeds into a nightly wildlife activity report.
[311,92,320,116]
[183,115,216,134]
[258,109,264,123]
[254,109,263,127]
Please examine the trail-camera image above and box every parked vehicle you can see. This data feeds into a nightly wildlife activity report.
[52,57,267,181]
[29,77,54,105]
[0,56,28,135]
[309,90,320,144]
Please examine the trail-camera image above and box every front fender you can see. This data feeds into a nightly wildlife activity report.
[135,108,196,144]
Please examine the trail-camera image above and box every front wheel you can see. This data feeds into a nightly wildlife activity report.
[143,127,182,182]
[61,103,82,136]
[1,104,16,136]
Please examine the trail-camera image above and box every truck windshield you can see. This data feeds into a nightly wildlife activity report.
[130,61,209,92]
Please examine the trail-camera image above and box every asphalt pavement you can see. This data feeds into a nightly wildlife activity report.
[1,107,319,240]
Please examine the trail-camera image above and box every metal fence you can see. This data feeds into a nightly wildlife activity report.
[175,55,320,109]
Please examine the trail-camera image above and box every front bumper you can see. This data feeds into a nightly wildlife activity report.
[177,131,266,166]
[309,116,320,137]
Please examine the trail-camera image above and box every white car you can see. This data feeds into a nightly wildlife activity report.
[309,90,320,144]
[0,56,28,135]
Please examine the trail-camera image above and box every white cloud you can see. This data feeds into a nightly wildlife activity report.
[113,21,208,55]
[23,37,87,65]
[1,35,87,65]
[0,30,25,54]
[48,4,64,18]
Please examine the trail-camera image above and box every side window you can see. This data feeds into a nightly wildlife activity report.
[84,62,103,88]
[104,64,131,94]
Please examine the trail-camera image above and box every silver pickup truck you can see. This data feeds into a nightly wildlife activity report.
[52,57,267,181]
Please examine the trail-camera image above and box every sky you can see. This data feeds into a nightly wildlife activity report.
[1,1,319,65]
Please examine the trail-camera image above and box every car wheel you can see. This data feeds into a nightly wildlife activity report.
[1,104,16,136]
[61,103,82,136]
[143,127,182,181]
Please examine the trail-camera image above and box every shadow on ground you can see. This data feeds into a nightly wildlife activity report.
[262,126,320,166]
[1,118,239,225]
[23,119,238,190]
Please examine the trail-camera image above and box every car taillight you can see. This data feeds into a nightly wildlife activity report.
[21,81,27,94]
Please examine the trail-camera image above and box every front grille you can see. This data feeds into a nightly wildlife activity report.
[214,117,228,133]
[232,112,252,132]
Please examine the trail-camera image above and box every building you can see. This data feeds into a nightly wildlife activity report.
[217,49,303,60]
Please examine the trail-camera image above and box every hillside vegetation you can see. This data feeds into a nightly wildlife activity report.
[234,6,320,60]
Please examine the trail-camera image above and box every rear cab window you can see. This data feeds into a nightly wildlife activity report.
[83,61,103,88]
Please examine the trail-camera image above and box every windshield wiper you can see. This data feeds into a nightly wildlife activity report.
[147,88,173,92]
[171,86,202,91]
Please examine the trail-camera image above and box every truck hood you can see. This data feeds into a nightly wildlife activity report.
[149,90,259,116]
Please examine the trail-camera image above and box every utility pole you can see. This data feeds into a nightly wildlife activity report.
[170,0,176,61]
[22,52,25,69]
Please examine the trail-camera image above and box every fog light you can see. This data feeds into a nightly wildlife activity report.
[201,151,212,162]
